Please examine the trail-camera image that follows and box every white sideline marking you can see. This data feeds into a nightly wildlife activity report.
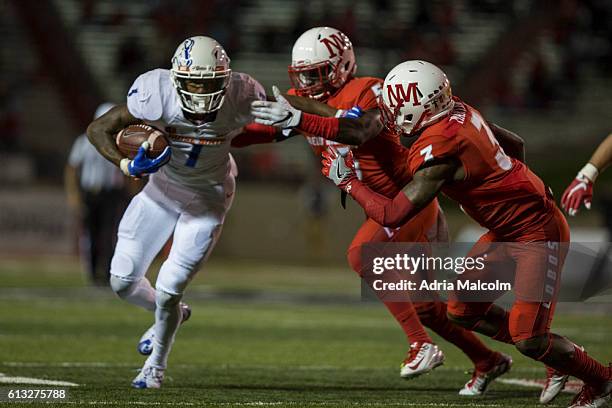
[0,372,78,387]
[497,377,581,394]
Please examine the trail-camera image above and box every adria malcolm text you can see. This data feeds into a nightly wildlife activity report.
[372,279,512,292]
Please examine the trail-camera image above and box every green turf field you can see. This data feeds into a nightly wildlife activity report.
[1,257,610,407]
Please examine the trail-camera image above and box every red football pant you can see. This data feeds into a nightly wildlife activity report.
[348,201,495,368]
[447,207,571,342]
[448,207,610,385]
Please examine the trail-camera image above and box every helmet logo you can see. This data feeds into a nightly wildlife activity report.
[182,38,195,67]
[320,34,348,58]
[386,83,422,108]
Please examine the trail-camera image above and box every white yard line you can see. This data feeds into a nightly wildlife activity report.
[2,362,134,368]
[0,372,78,387]
[497,377,582,394]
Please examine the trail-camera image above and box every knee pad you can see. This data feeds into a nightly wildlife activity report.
[156,259,196,295]
[110,274,138,298]
[514,334,552,360]
[110,251,137,282]
[155,289,182,310]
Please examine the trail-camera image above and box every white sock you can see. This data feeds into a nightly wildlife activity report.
[147,290,182,369]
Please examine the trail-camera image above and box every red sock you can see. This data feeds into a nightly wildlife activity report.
[491,325,513,343]
[562,346,610,386]
[346,246,430,344]
[418,302,495,371]
[487,310,513,344]
[384,301,432,344]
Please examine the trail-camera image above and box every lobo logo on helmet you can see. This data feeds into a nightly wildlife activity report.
[386,83,422,108]
[320,34,349,58]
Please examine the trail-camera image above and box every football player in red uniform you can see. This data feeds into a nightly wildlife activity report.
[251,60,611,408]
[242,28,511,392]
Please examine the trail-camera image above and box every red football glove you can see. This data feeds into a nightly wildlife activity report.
[561,174,593,216]
[321,147,357,191]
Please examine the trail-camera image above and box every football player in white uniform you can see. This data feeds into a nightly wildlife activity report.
[87,35,266,388]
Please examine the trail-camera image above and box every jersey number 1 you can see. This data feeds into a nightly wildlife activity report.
[185,145,202,167]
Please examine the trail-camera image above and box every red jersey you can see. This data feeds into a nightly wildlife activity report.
[407,98,555,238]
[290,77,412,198]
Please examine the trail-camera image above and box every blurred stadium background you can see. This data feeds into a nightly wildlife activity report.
[1,1,611,406]
[1,0,612,263]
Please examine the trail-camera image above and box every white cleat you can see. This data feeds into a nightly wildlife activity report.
[540,366,570,404]
[459,352,512,396]
[137,302,191,355]
[131,365,165,389]
[400,342,445,380]
[568,380,612,408]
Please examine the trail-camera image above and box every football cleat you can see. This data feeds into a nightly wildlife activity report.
[459,352,513,396]
[137,302,192,355]
[400,342,445,379]
[568,379,612,408]
[540,366,570,404]
[131,365,164,389]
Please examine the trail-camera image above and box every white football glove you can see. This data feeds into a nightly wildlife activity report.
[250,85,302,129]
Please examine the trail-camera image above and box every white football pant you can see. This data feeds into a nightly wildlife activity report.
[109,168,235,368]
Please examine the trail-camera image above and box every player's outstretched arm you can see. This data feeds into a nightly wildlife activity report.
[299,109,382,146]
[251,86,382,146]
[321,148,457,227]
[587,133,612,174]
[283,94,338,117]
[231,123,295,148]
[488,122,525,163]
[561,133,612,215]
[86,104,141,166]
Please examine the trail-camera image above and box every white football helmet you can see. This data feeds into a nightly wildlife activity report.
[170,36,231,114]
[288,27,356,100]
[380,60,454,136]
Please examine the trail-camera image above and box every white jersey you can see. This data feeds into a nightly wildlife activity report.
[127,69,265,190]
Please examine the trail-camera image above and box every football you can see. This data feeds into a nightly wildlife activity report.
[116,124,169,159]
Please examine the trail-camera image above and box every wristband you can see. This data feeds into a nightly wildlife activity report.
[579,163,599,182]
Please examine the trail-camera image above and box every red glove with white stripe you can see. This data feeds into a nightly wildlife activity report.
[561,163,598,216]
